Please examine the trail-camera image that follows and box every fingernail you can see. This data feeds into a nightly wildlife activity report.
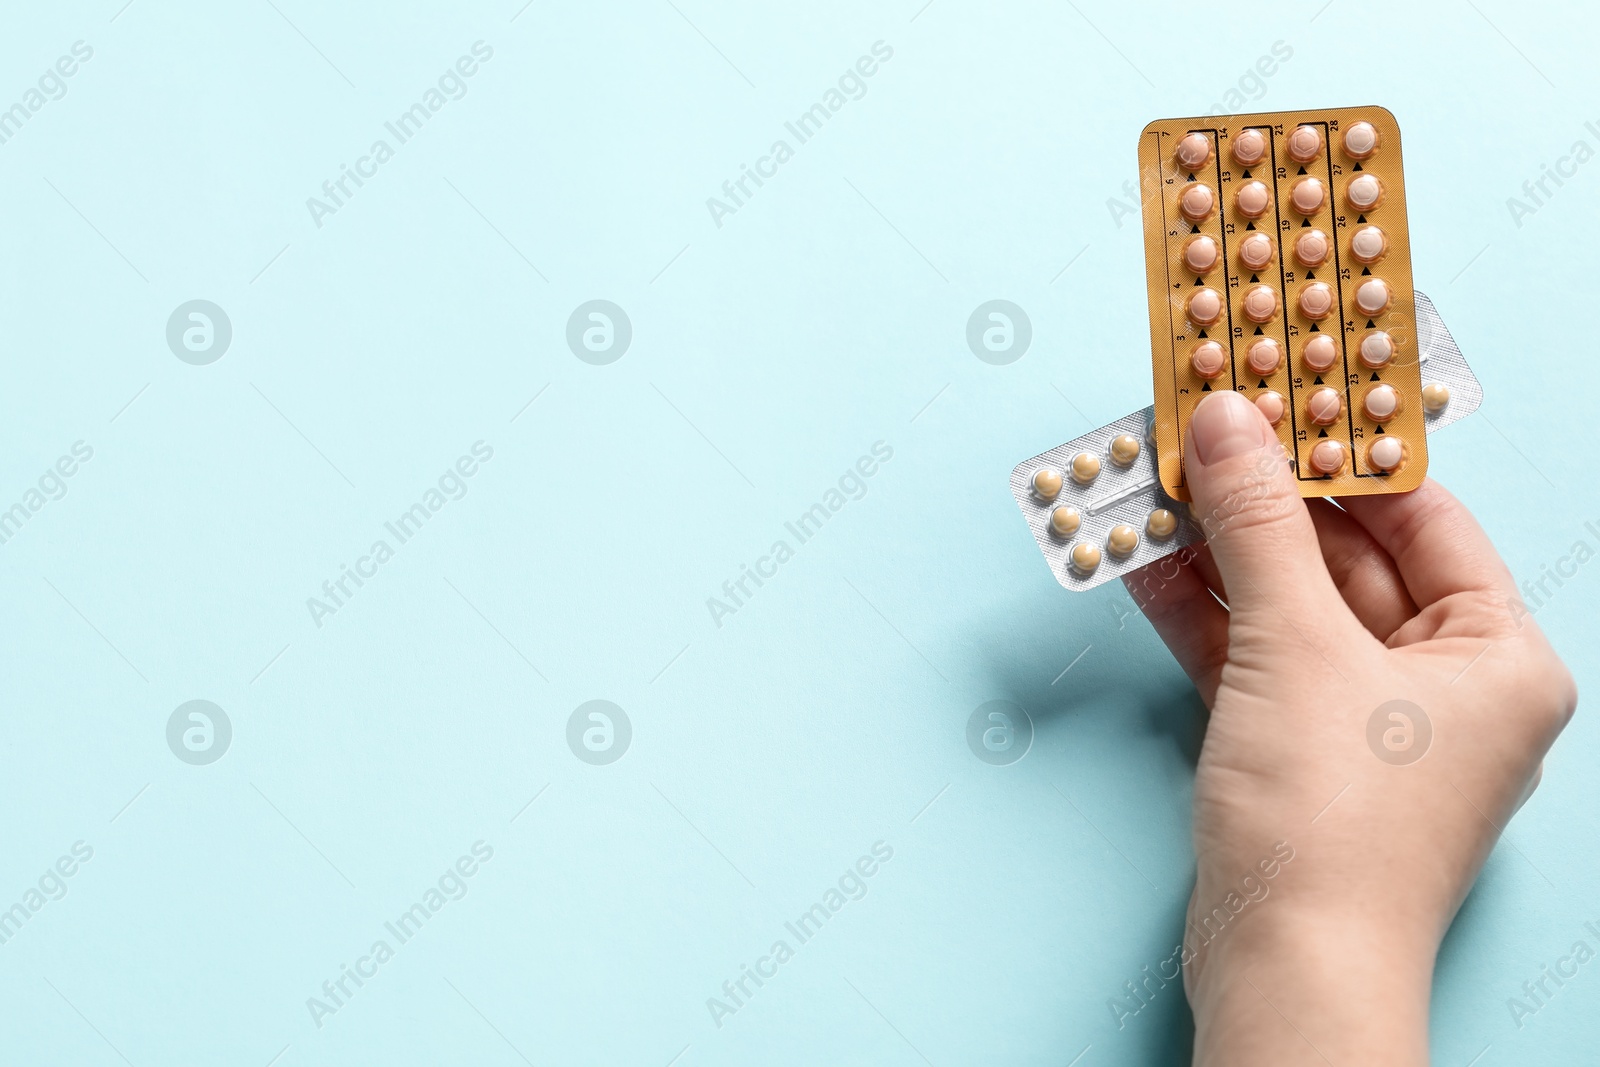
[1189,390,1270,466]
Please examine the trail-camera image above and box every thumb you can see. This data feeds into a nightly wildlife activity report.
[1182,390,1344,622]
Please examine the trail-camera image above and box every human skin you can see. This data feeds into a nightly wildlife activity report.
[1123,390,1577,1065]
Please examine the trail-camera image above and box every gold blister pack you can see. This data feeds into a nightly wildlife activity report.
[1138,106,1425,500]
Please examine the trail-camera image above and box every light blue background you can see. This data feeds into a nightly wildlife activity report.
[2,0,1597,1063]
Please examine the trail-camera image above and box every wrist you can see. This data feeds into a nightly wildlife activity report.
[1189,905,1436,1066]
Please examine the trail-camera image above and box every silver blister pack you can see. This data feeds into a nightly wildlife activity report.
[1011,290,1483,592]
[1415,291,1483,433]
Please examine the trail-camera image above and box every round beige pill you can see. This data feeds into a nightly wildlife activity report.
[1188,287,1225,326]
[1146,508,1178,540]
[1343,121,1380,160]
[1255,389,1287,427]
[1179,183,1216,222]
[1347,173,1384,212]
[1176,132,1212,170]
[1247,337,1283,376]
[1302,333,1339,373]
[1239,232,1275,271]
[1070,451,1101,485]
[1183,234,1221,275]
[1049,505,1081,538]
[1109,433,1141,466]
[1298,282,1335,320]
[1422,383,1451,413]
[1287,124,1323,163]
[1031,468,1063,499]
[1355,278,1392,316]
[1350,225,1387,265]
[1309,439,1347,476]
[1069,542,1102,575]
[1290,177,1326,215]
[1232,128,1268,167]
[1367,436,1405,473]
[1106,524,1140,559]
[1191,340,1228,379]
[1294,228,1331,268]
[1358,330,1395,369]
[1306,386,1343,426]
[1236,180,1272,219]
[1242,284,1280,324]
[1363,383,1402,422]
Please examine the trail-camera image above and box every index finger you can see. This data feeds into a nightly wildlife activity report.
[1337,478,1518,608]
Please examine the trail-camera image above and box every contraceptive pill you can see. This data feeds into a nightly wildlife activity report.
[1287,124,1322,163]
[1367,436,1405,472]
[1109,434,1142,466]
[1232,128,1267,166]
[1238,232,1275,271]
[1049,505,1081,537]
[1302,334,1339,373]
[1347,173,1384,211]
[1183,235,1221,274]
[1359,330,1395,368]
[1106,524,1140,558]
[1032,468,1062,499]
[1350,225,1387,264]
[1363,383,1402,421]
[1146,508,1178,539]
[1309,438,1347,476]
[1294,229,1331,268]
[1255,390,1287,426]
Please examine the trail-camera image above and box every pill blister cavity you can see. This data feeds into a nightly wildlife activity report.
[1306,386,1343,426]
[1355,278,1392,316]
[1302,334,1338,373]
[1235,180,1272,219]
[1246,337,1283,376]
[1187,287,1225,326]
[1290,177,1326,215]
[1298,282,1335,320]
[1031,468,1062,499]
[1070,542,1102,575]
[1309,438,1347,476]
[1110,434,1142,466]
[1175,132,1212,170]
[1179,183,1216,221]
[1359,330,1395,369]
[1347,174,1384,212]
[1242,284,1280,324]
[1342,121,1379,160]
[1294,229,1331,268]
[1350,225,1387,264]
[1070,452,1101,485]
[1287,124,1323,163]
[1422,383,1451,413]
[1106,524,1140,559]
[1146,509,1178,540]
[1232,128,1267,167]
[1238,232,1275,271]
[1255,390,1287,426]
[1190,340,1227,379]
[1363,383,1402,422]
[1367,436,1405,472]
[1183,234,1221,274]
[1049,505,1081,538]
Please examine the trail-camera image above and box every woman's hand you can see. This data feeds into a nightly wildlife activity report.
[1125,390,1576,1066]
